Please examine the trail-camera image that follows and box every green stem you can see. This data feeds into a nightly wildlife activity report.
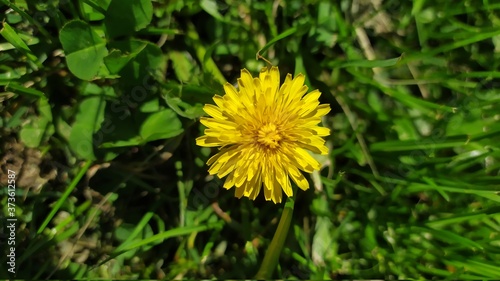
[254,190,296,279]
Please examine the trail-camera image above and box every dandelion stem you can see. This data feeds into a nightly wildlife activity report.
[254,188,297,279]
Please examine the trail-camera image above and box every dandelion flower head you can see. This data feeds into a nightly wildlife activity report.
[196,66,330,203]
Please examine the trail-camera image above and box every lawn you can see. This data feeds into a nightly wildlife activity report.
[1,0,499,279]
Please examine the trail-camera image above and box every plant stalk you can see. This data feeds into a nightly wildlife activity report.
[254,191,296,279]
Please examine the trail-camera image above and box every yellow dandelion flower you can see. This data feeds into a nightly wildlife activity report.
[196,66,330,203]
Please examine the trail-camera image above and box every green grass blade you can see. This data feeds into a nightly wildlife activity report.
[36,161,93,234]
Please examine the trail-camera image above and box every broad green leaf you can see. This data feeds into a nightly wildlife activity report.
[97,107,142,148]
[104,0,153,38]
[98,107,183,148]
[69,96,106,159]
[164,82,217,103]
[162,82,215,119]
[164,94,205,120]
[78,0,107,21]
[200,0,225,22]
[139,109,183,142]
[139,98,160,113]
[59,20,108,80]
[19,114,50,147]
[107,39,163,87]
[169,50,198,82]
[19,98,53,147]
[103,49,136,74]
[163,95,203,119]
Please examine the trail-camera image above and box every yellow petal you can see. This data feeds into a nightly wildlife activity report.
[271,176,283,203]
[292,146,321,173]
[223,83,239,101]
[223,172,235,189]
[312,126,330,137]
[259,67,268,81]
[235,184,245,198]
[196,66,331,203]
[288,74,306,101]
[203,104,225,119]
[213,94,224,108]
[196,135,222,147]
[244,173,261,200]
[208,148,240,175]
[303,104,331,119]
[200,117,237,130]
[263,183,272,200]
[239,69,255,96]
[288,165,309,191]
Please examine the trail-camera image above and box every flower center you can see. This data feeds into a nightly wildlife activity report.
[257,123,282,148]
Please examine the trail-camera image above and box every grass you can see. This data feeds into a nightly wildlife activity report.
[0,0,499,279]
